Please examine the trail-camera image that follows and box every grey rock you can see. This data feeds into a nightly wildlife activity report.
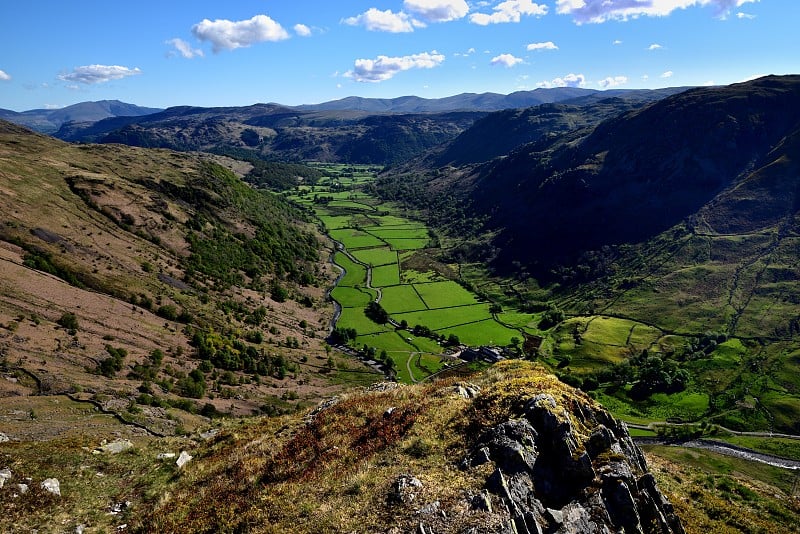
[157,452,176,460]
[454,382,481,399]
[0,431,9,443]
[41,477,61,496]
[99,439,134,454]
[0,467,11,487]
[471,419,538,474]
[471,491,493,513]
[389,474,423,504]
[199,428,219,440]
[176,450,193,468]
[17,483,29,494]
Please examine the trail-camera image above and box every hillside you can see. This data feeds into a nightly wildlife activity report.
[6,360,799,532]
[432,98,650,166]
[374,75,800,433]
[0,120,377,439]
[0,100,161,134]
[54,104,484,165]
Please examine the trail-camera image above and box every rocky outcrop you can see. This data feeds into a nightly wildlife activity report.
[461,393,684,534]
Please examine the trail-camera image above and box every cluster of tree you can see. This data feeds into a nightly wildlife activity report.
[129,349,164,381]
[181,163,319,290]
[245,160,325,191]
[572,349,690,399]
[191,329,293,379]
[97,345,127,378]
[399,322,460,347]
[156,304,193,324]
[365,301,389,324]
[329,326,357,345]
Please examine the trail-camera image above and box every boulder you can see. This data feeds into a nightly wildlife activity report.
[176,451,193,468]
[41,478,61,496]
[99,439,134,454]
[0,467,11,488]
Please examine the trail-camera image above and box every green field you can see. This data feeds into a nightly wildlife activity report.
[331,286,375,308]
[383,237,431,250]
[351,247,397,267]
[371,263,400,287]
[365,227,429,238]
[381,285,428,313]
[394,304,494,330]
[414,281,480,308]
[443,319,520,347]
[328,228,385,249]
[334,252,367,287]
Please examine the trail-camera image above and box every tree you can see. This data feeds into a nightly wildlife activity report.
[58,312,79,333]
[365,301,389,324]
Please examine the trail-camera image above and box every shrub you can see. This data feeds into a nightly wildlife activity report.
[58,312,79,332]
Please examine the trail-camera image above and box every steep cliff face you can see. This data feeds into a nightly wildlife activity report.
[136,361,684,533]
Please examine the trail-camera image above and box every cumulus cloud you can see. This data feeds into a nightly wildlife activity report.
[404,0,469,22]
[490,53,524,67]
[661,70,674,78]
[556,0,759,24]
[0,69,10,81]
[192,14,289,52]
[598,75,628,88]
[470,0,548,25]
[527,41,558,51]
[537,73,586,88]
[346,51,445,82]
[613,39,623,45]
[58,65,142,84]
[648,43,663,50]
[736,11,756,19]
[343,8,421,32]
[294,23,312,36]
[166,38,204,59]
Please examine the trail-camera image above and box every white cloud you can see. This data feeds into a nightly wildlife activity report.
[490,54,523,67]
[0,69,10,81]
[556,0,759,24]
[527,41,558,51]
[642,74,650,80]
[192,14,289,52]
[166,38,204,59]
[613,39,623,45]
[294,23,312,36]
[661,70,674,78]
[346,51,445,82]
[403,0,469,22]
[537,73,586,88]
[58,65,142,84]
[736,11,756,19]
[648,43,663,50]
[343,8,421,32]
[43,104,62,109]
[598,75,628,88]
[469,0,548,25]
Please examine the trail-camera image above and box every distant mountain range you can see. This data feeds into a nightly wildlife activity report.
[0,100,162,133]
[295,87,691,113]
[0,86,691,167]
[1,86,691,138]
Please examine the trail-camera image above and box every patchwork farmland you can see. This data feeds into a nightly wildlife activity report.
[288,164,527,382]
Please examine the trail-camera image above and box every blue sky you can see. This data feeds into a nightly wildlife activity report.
[0,1,796,111]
